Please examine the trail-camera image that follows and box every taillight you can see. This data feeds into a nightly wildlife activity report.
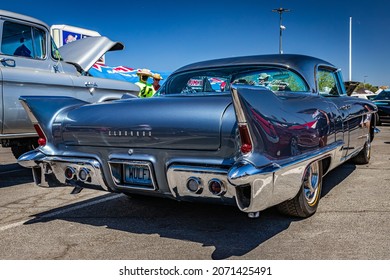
[34,124,47,146]
[238,124,252,154]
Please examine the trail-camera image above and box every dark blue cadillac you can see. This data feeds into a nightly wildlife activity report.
[18,54,378,218]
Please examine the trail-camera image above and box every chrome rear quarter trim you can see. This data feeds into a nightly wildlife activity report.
[228,141,344,212]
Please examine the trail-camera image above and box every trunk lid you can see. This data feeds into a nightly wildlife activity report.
[60,95,232,150]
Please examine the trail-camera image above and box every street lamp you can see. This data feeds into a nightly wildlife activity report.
[363,75,368,88]
[272,7,290,54]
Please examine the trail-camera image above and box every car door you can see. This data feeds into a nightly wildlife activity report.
[317,67,363,158]
[70,74,137,103]
[0,19,73,135]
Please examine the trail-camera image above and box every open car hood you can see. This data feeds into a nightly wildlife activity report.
[59,36,124,72]
[344,81,360,96]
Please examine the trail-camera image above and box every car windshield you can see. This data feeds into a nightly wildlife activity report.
[159,66,309,95]
[373,90,390,100]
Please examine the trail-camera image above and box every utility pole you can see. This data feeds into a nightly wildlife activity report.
[349,17,352,81]
[272,7,290,54]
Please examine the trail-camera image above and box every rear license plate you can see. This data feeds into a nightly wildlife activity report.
[123,164,152,186]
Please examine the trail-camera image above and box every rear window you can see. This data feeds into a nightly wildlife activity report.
[159,66,309,95]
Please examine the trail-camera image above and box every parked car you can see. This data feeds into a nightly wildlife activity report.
[0,10,139,158]
[351,89,377,100]
[372,90,390,125]
[18,54,378,218]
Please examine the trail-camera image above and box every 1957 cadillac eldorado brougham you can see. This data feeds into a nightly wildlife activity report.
[18,54,378,218]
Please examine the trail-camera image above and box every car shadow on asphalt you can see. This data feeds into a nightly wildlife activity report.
[23,164,358,260]
[25,192,300,260]
[321,163,356,197]
[0,164,33,188]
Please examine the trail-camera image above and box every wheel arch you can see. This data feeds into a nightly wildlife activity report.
[321,156,332,176]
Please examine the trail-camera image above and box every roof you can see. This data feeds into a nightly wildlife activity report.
[173,54,336,92]
[0,10,49,30]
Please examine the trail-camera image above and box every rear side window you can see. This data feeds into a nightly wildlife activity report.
[318,68,343,96]
[1,21,46,59]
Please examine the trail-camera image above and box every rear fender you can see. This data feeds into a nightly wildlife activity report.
[230,85,281,167]
[19,96,89,143]
[228,85,339,212]
[230,85,333,164]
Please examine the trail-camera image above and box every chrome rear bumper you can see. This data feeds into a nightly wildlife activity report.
[18,140,343,213]
[18,150,108,191]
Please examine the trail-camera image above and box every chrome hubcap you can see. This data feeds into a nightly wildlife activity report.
[303,162,320,206]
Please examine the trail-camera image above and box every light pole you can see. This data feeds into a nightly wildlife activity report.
[272,7,290,54]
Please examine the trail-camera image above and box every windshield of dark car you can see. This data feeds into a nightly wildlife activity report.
[159,66,309,95]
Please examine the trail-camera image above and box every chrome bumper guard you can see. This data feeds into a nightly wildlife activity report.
[18,150,109,191]
[167,165,236,204]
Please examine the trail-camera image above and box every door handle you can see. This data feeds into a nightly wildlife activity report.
[85,82,98,88]
[0,58,16,67]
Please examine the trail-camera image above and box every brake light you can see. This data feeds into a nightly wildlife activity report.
[34,124,47,146]
[238,124,252,154]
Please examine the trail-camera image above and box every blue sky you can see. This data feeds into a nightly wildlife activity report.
[2,0,389,86]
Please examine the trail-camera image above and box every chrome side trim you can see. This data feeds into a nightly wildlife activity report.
[228,141,344,213]
[231,86,247,124]
[230,86,255,154]
[0,132,38,139]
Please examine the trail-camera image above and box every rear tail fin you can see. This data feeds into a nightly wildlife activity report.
[230,85,277,159]
[19,96,89,144]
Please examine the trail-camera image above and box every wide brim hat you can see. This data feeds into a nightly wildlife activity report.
[136,68,153,77]
[152,73,163,80]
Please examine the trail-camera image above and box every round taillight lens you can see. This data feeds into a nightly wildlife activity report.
[78,168,90,182]
[186,177,203,194]
[241,143,252,154]
[208,179,226,196]
[64,167,76,180]
[38,137,46,146]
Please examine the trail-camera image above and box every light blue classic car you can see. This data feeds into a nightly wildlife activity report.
[0,10,139,158]
[18,54,378,218]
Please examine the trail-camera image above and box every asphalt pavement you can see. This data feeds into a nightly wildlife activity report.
[0,126,389,260]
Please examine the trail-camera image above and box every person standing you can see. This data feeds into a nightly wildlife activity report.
[135,69,155,98]
[152,73,163,91]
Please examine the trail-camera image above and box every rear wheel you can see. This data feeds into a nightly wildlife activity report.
[277,160,323,218]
